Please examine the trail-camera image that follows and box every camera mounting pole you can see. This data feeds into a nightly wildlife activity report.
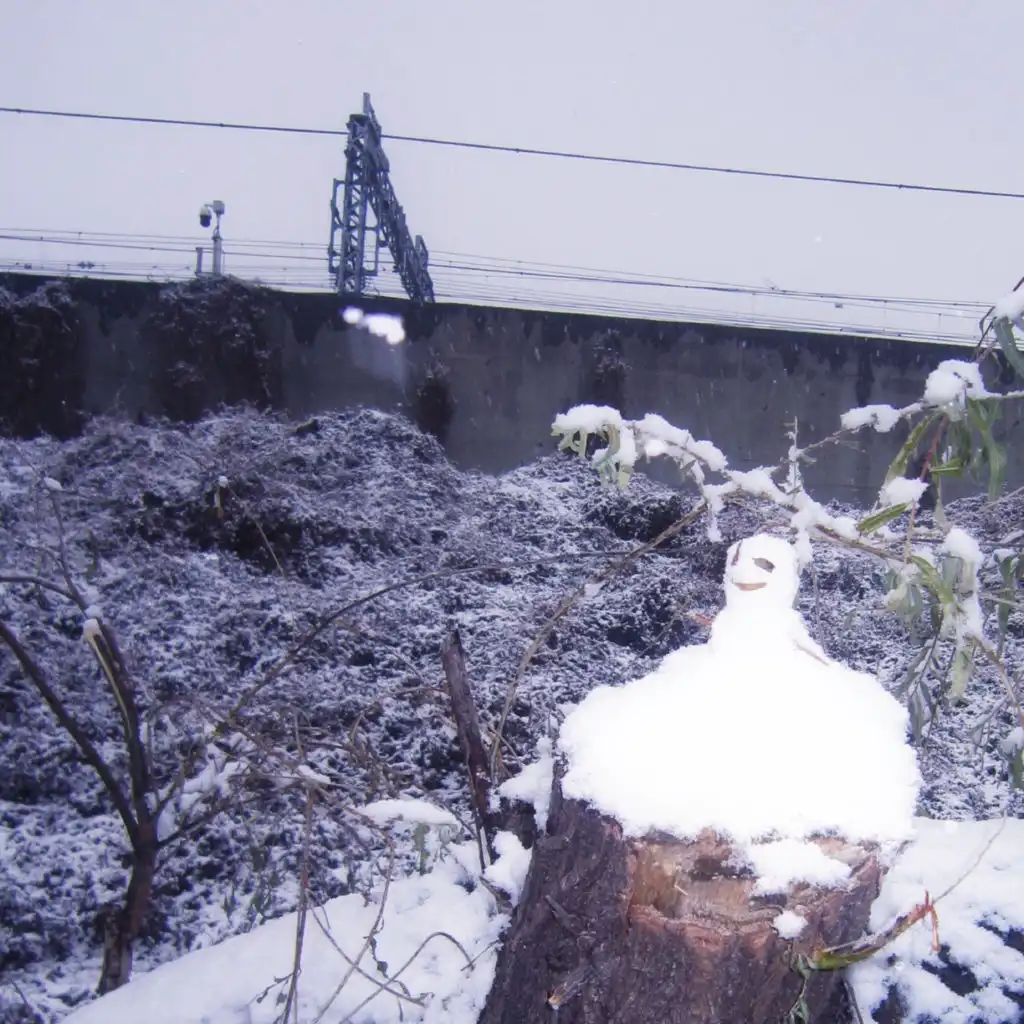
[196,201,226,277]
[327,93,434,303]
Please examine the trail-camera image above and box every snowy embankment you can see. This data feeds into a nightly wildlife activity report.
[1,408,1023,1022]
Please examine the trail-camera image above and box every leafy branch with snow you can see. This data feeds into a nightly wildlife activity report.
[552,290,1024,775]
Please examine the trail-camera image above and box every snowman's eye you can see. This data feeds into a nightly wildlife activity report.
[753,558,775,572]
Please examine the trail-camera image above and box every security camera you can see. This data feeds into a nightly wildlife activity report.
[210,200,225,217]
[199,204,213,228]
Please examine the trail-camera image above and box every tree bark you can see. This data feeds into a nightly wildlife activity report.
[98,819,158,995]
[441,630,498,856]
[480,768,883,1024]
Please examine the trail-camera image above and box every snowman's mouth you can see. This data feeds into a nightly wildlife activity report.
[734,580,768,592]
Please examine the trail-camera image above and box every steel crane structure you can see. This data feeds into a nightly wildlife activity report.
[328,93,434,303]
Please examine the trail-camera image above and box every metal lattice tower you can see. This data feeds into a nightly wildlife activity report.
[328,93,434,303]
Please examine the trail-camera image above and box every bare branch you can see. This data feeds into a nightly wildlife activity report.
[0,617,137,843]
[0,573,80,603]
[489,498,708,777]
[225,550,636,722]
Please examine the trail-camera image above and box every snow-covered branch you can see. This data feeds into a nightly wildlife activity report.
[554,357,1024,709]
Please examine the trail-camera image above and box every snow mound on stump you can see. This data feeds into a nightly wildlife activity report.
[560,534,920,881]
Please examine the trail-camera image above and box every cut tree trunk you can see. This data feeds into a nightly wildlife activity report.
[480,767,884,1024]
[97,820,158,994]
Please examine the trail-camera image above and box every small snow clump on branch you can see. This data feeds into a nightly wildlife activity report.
[940,526,985,641]
[879,476,930,509]
[839,404,903,433]
[994,287,1024,327]
[923,359,988,411]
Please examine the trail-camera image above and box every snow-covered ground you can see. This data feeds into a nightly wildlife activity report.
[2,408,1024,1022]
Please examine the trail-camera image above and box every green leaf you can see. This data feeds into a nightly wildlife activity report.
[985,437,1007,500]
[894,645,930,699]
[858,503,911,535]
[928,458,967,477]
[966,399,1007,498]
[884,413,940,485]
[997,556,1017,653]
[908,686,932,744]
[950,641,975,702]
[995,318,1024,379]
[1011,749,1024,791]
[948,419,974,468]
[909,555,956,606]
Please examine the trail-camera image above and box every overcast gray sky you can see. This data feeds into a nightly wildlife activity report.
[1,0,1021,339]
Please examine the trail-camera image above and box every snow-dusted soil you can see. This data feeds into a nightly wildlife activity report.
[1,408,1022,1022]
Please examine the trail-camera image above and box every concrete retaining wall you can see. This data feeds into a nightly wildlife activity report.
[1,272,1016,505]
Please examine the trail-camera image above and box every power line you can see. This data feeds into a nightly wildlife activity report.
[3,105,1024,202]
[1,228,988,319]
[0,257,979,346]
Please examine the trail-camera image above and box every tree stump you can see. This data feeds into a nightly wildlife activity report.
[480,768,884,1024]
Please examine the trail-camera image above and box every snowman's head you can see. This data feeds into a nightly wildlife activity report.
[722,534,800,611]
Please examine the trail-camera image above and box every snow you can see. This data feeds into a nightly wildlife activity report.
[943,525,984,571]
[361,798,461,831]
[342,307,407,345]
[635,413,728,472]
[941,526,985,639]
[4,408,1024,1020]
[550,403,624,437]
[841,404,903,433]
[772,909,808,940]
[746,839,851,894]
[482,831,531,904]
[80,617,102,641]
[999,726,1024,756]
[993,288,1024,325]
[559,534,919,882]
[727,467,786,503]
[923,360,989,408]
[496,738,554,834]
[64,841,510,1024]
[850,817,1024,1023]
[296,764,331,787]
[880,476,929,508]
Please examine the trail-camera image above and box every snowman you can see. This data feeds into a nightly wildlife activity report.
[559,534,920,854]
